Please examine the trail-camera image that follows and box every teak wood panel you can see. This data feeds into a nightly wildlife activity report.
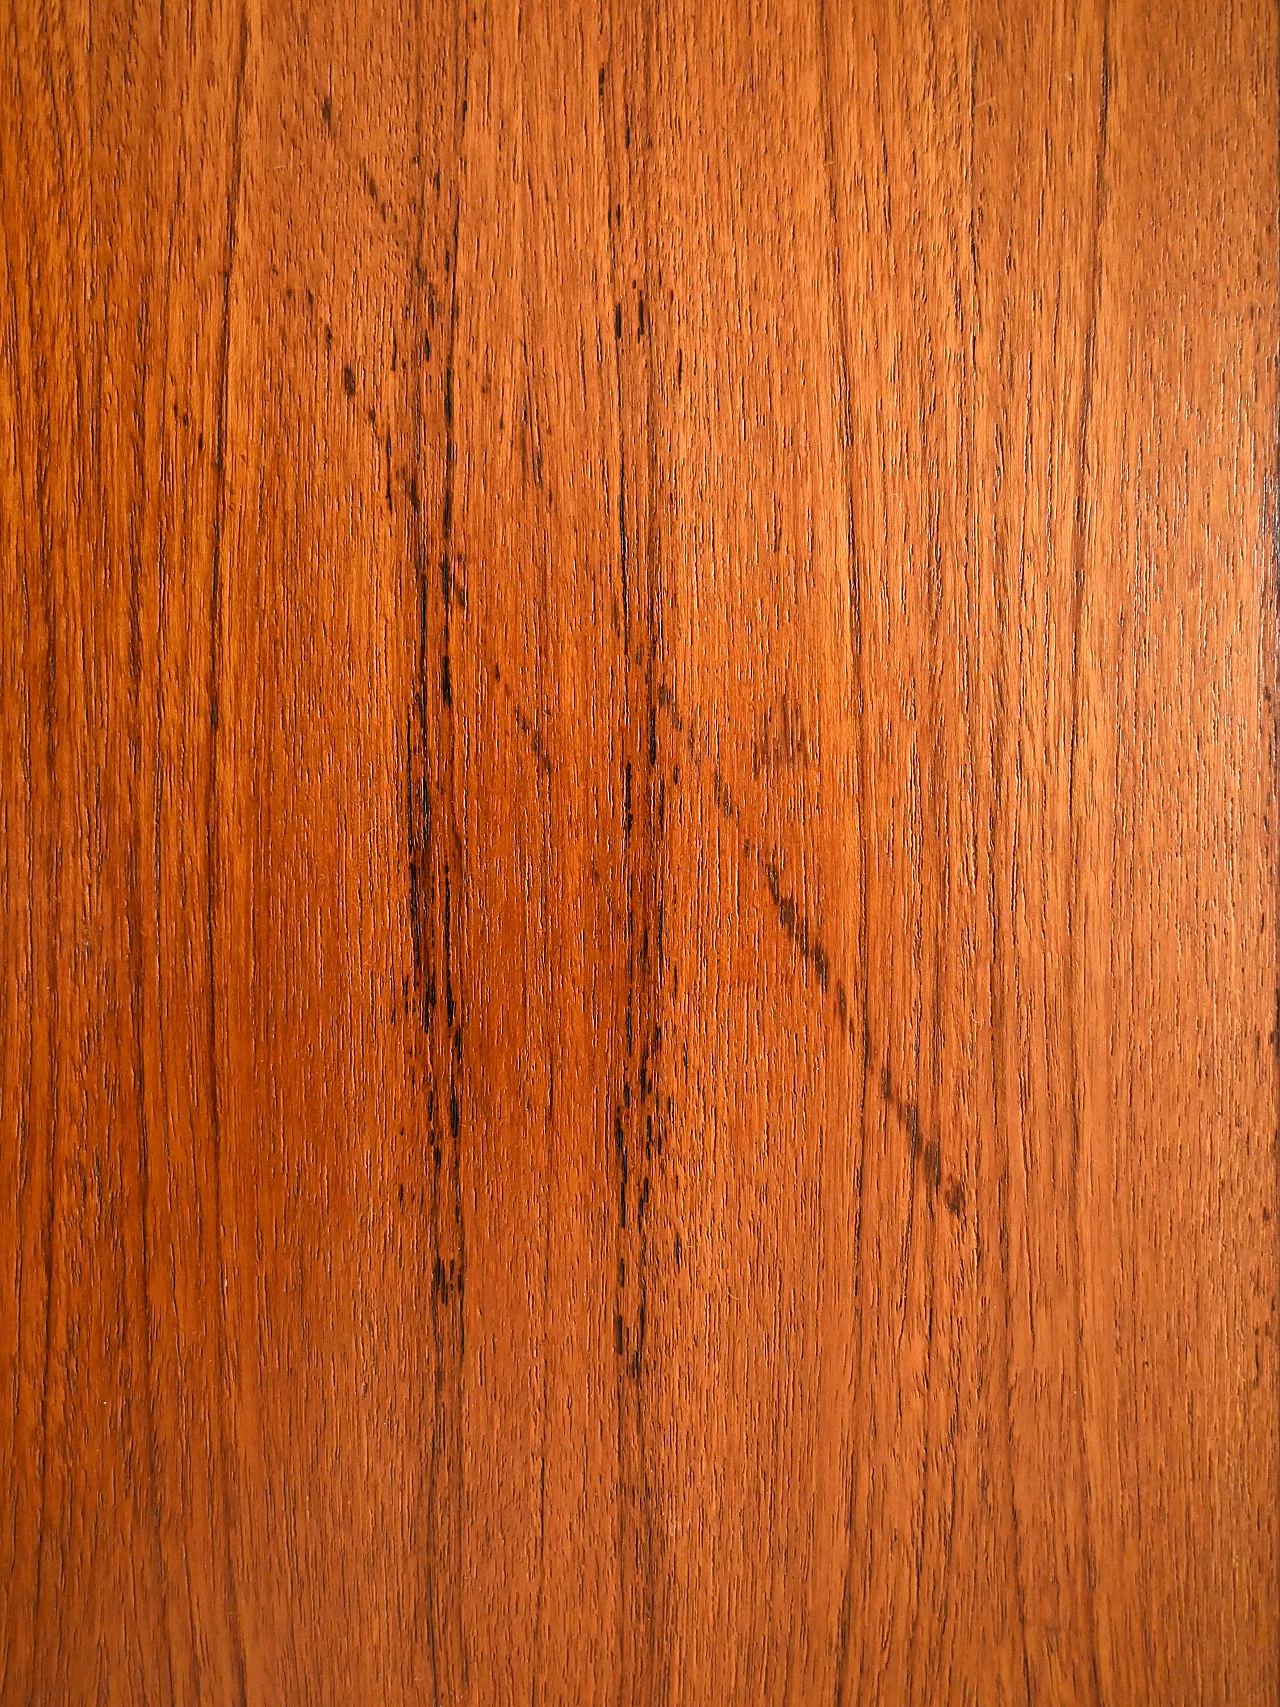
[2,0,1277,1702]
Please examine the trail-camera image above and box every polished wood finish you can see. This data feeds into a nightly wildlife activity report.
[2,1,1277,1700]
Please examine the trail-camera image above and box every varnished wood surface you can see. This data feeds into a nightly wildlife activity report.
[2,1,1277,1701]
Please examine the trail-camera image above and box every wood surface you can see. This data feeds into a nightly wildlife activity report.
[2,0,1277,1701]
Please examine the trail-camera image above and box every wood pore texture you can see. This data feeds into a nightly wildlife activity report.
[2,0,1278,1702]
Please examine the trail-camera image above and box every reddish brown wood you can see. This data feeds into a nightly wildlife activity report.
[2,1,1276,1700]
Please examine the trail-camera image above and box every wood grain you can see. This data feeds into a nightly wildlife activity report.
[2,0,1276,1701]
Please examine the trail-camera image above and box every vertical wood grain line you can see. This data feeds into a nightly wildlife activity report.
[204,7,250,1699]
[406,0,471,1694]
[1063,13,1110,1701]
[602,10,664,1696]
[814,4,874,1699]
